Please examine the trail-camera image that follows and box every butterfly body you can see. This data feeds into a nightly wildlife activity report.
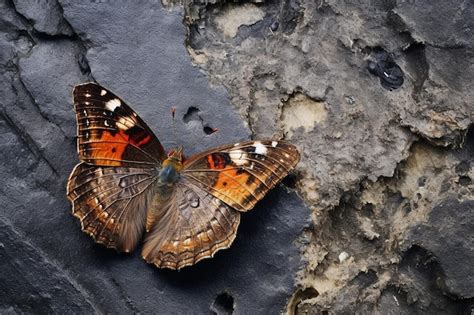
[68,82,300,269]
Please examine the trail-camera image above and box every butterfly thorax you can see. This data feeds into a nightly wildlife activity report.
[158,148,183,185]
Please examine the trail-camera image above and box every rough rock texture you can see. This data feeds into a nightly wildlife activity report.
[176,0,474,313]
[1,0,473,314]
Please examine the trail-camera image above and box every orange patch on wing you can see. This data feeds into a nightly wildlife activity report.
[212,167,259,208]
[83,130,151,166]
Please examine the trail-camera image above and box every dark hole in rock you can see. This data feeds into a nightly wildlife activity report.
[403,42,428,98]
[183,106,200,123]
[418,176,427,187]
[279,0,301,34]
[458,175,471,186]
[211,292,234,315]
[367,48,404,91]
[351,269,378,288]
[203,125,217,135]
[291,287,319,315]
[455,161,471,174]
[402,202,412,214]
[282,172,299,188]
[361,203,375,214]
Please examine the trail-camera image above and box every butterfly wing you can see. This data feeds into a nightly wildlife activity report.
[69,82,165,252]
[73,82,166,167]
[181,140,300,212]
[67,162,158,252]
[142,180,240,270]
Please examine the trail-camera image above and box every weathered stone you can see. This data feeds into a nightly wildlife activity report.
[1,0,473,313]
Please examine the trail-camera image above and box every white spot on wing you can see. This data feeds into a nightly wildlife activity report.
[271,141,278,147]
[105,99,121,112]
[117,117,135,130]
[104,120,109,127]
[100,89,107,96]
[85,93,91,97]
[253,141,268,155]
[229,149,248,166]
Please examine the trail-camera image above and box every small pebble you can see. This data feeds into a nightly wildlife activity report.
[270,21,279,32]
[338,251,350,263]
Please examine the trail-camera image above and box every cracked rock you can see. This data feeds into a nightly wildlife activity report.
[12,0,73,36]
[1,0,473,313]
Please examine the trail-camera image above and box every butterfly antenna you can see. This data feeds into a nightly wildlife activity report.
[171,107,178,147]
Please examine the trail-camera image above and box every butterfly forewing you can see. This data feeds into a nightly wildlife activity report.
[181,140,300,212]
[74,82,167,167]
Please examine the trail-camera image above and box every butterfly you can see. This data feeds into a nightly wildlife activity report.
[67,82,300,270]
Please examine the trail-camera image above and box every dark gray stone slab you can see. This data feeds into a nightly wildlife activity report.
[407,199,474,298]
[0,218,97,314]
[12,0,73,36]
[395,0,473,48]
[18,39,88,138]
[1,0,309,314]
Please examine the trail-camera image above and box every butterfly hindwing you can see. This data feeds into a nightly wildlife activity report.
[181,140,300,212]
[142,180,240,270]
[67,162,158,252]
[73,82,167,167]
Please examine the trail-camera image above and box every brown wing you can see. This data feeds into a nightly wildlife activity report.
[181,140,300,212]
[141,180,240,270]
[73,82,166,167]
[67,162,158,252]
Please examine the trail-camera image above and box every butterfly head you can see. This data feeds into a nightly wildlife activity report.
[167,145,184,162]
[161,146,184,173]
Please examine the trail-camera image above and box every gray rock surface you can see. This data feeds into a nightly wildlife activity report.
[1,0,473,313]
